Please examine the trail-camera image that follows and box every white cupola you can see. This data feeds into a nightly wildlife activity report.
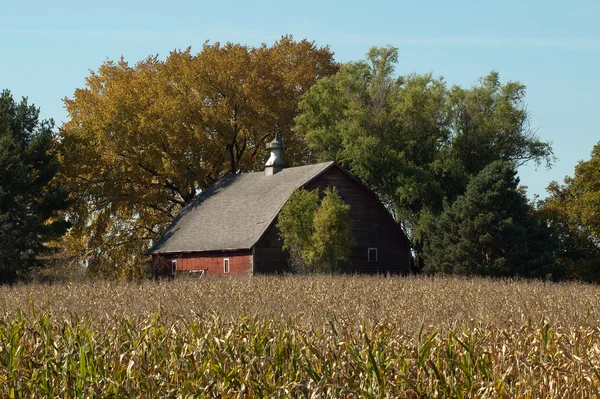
[264,135,287,176]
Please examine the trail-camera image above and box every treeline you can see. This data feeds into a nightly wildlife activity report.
[1,37,598,282]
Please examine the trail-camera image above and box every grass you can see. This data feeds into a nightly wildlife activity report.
[1,275,599,397]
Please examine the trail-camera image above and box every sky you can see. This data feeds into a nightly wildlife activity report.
[2,0,599,199]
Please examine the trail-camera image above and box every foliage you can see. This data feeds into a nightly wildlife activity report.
[296,46,553,267]
[1,276,600,397]
[297,47,451,221]
[538,142,600,282]
[423,161,560,278]
[448,72,554,174]
[277,188,320,273]
[278,187,354,273]
[0,90,69,283]
[306,187,355,271]
[60,37,338,278]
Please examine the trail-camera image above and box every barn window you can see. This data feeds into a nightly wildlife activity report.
[223,258,230,274]
[171,259,178,273]
[368,248,378,262]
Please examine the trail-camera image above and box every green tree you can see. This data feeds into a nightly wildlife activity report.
[448,71,554,175]
[423,161,560,278]
[0,90,70,283]
[538,142,600,281]
[306,187,355,272]
[297,47,451,225]
[277,188,320,273]
[60,37,338,278]
[296,46,553,269]
[277,187,355,273]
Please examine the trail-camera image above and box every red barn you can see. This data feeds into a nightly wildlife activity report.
[150,137,411,277]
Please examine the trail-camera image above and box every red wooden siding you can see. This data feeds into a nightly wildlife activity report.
[153,250,253,277]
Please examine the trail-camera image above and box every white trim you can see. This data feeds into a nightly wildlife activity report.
[368,248,378,262]
[171,259,178,273]
[223,258,230,274]
[187,269,205,278]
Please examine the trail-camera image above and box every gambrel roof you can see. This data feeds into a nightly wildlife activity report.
[150,161,334,254]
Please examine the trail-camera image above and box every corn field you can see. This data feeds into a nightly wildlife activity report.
[1,275,599,397]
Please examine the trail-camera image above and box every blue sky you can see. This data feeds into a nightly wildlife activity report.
[3,0,599,198]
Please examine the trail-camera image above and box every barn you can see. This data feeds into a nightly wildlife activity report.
[150,136,411,277]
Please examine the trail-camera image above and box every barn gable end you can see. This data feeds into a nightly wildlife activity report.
[253,165,410,275]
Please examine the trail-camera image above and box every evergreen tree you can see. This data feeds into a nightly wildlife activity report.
[423,161,560,278]
[0,90,70,282]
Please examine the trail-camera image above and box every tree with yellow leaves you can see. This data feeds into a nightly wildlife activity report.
[60,36,338,278]
[539,142,600,281]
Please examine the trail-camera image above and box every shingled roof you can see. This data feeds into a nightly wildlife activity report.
[150,161,335,254]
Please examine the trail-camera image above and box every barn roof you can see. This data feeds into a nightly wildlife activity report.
[150,161,335,254]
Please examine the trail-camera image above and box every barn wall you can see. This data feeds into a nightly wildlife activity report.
[153,250,253,277]
[254,165,411,274]
[253,219,291,274]
[304,166,411,274]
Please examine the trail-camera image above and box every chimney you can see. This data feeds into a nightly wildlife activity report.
[265,135,287,176]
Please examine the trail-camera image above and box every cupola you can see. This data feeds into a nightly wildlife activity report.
[264,135,287,176]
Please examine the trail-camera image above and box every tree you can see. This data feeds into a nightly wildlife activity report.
[0,90,70,283]
[60,37,338,278]
[558,142,600,241]
[306,187,355,272]
[423,161,560,278]
[538,142,600,281]
[277,187,355,273]
[295,46,553,268]
[448,72,553,175]
[297,46,451,224]
[277,188,320,273]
